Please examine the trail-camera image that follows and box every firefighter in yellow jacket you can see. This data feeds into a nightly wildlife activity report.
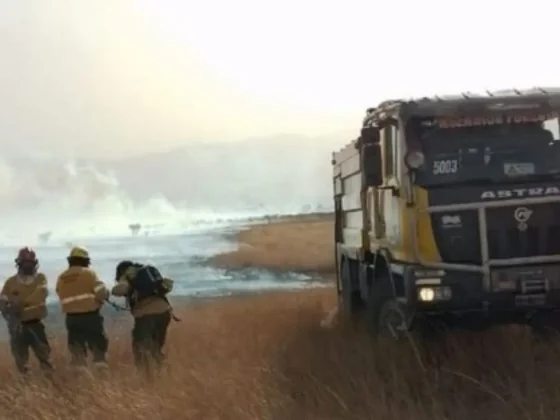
[0,247,53,374]
[56,246,109,369]
[112,261,174,373]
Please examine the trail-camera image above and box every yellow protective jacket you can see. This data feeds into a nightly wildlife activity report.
[56,267,109,314]
[111,266,174,318]
[0,273,49,322]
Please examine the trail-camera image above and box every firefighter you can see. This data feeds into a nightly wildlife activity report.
[111,261,174,374]
[55,246,109,370]
[0,247,53,375]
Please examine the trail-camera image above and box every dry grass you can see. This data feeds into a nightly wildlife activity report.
[211,213,334,275]
[2,289,560,419]
[2,215,560,419]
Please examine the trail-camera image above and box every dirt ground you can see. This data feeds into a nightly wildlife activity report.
[1,214,560,420]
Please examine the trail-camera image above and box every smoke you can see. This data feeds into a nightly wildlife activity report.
[0,157,189,244]
[0,133,342,244]
[107,133,343,213]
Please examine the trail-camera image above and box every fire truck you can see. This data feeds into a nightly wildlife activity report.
[332,88,560,338]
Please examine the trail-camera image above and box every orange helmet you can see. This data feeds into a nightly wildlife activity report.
[15,247,38,264]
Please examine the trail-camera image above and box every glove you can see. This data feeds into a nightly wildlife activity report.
[6,299,22,315]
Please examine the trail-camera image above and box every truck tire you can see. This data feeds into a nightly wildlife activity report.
[339,258,362,318]
[377,299,413,340]
[367,274,413,340]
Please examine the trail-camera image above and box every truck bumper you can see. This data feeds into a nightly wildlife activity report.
[408,264,560,319]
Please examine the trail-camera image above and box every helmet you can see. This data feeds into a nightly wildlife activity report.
[115,260,134,281]
[68,246,90,260]
[15,247,37,264]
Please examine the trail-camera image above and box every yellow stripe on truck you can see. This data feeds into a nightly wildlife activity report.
[402,186,442,263]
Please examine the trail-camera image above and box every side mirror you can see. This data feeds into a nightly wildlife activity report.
[360,126,380,144]
[361,143,383,187]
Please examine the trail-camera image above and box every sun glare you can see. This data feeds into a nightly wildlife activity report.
[131,0,374,113]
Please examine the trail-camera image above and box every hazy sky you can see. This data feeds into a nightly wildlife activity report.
[1,0,559,157]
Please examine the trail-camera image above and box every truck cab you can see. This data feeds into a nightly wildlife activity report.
[332,88,560,338]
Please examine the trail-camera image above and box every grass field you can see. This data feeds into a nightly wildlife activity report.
[1,215,560,419]
[211,212,334,276]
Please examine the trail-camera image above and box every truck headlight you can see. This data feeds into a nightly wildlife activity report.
[418,286,452,302]
[418,287,435,302]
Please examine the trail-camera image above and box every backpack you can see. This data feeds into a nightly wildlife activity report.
[129,264,165,301]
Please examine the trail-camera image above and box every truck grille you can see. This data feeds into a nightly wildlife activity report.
[486,204,560,260]
[428,184,560,266]
[487,226,560,259]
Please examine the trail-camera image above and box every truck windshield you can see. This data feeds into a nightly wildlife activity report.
[410,115,560,187]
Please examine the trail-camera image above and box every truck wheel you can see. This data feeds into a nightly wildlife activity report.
[377,299,413,340]
[339,259,362,318]
[367,275,413,340]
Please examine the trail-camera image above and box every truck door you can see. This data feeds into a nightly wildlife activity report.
[378,123,402,246]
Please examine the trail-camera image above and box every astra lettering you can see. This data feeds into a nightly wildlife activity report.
[480,186,560,200]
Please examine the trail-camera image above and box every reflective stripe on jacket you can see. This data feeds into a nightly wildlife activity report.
[56,267,109,314]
